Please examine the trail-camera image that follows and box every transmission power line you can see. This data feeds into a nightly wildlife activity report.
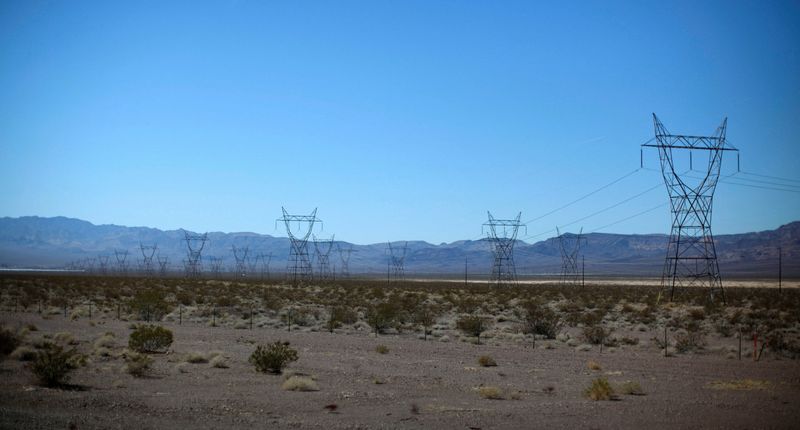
[557,227,585,286]
[114,249,129,276]
[483,212,525,287]
[337,243,356,279]
[157,255,170,277]
[277,207,321,286]
[256,252,272,281]
[139,243,157,277]
[182,230,208,278]
[643,113,738,304]
[313,235,335,282]
[231,245,250,278]
[387,241,408,284]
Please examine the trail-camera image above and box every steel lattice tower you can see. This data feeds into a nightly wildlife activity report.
[114,249,130,277]
[387,242,408,283]
[207,256,224,278]
[139,243,157,277]
[157,255,170,277]
[232,246,250,278]
[277,207,321,285]
[642,114,738,303]
[182,230,208,278]
[313,235,335,281]
[483,212,525,287]
[97,255,110,276]
[257,252,272,281]
[337,243,356,279]
[556,227,585,286]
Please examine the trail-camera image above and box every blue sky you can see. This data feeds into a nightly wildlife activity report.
[1,1,799,245]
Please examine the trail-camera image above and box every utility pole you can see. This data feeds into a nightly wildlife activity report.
[779,246,782,294]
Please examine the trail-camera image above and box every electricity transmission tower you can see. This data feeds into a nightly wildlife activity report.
[483,212,525,287]
[232,246,250,278]
[114,249,129,276]
[337,243,356,279]
[182,230,208,278]
[642,114,738,303]
[207,256,224,278]
[313,235,335,281]
[97,255,110,276]
[139,243,157,277]
[556,227,585,286]
[157,255,170,277]
[277,208,321,285]
[256,252,272,280]
[387,242,408,283]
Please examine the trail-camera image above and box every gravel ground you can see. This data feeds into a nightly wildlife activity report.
[1,311,799,430]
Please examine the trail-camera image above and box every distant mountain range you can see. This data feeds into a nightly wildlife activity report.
[0,216,797,278]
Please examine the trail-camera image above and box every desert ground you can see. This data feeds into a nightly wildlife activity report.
[1,275,799,429]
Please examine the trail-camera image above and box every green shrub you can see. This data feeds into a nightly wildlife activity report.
[129,289,171,322]
[365,302,398,335]
[30,343,78,387]
[521,302,562,340]
[585,377,614,401]
[249,341,298,374]
[128,325,173,353]
[456,315,488,338]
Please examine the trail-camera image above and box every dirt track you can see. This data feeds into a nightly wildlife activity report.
[2,311,799,430]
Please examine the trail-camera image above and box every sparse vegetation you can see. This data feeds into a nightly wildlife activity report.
[124,351,154,377]
[456,315,489,339]
[375,344,389,354]
[584,377,615,401]
[128,325,173,353]
[249,341,298,374]
[282,375,319,391]
[30,343,79,387]
[478,386,503,400]
[478,355,497,367]
[617,380,645,395]
[0,325,21,359]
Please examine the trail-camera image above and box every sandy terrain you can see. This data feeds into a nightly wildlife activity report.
[2,309,799,430]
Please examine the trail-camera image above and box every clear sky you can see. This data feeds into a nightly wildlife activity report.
[1,1,799,245]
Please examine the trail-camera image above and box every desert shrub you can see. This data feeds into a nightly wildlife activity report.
[478,355,497,367]
[365,302,398,335]
[582,325,611,345]
[456,315,489,338]
[129,289,171,322]
[584,377,614,401]
[674,330,705,353]
[184,352,208,363]
[478,386,503,400]
[53,332,76,345]
[282,375,319,391]
[618,380,645,395]
[688,308,706,321]
[587,360,601,371]
[714,319,734,337]
[413,304,441,340]
[11,346,38,361]
[249,341,298,374]
[375,344,389,354]
[521,302,562,340]
[128,325,173,353]
[124,351,154,377]
[326,306,357,332]
[210,355,228,368]
[30,343,78,387]
[0,326,21,358]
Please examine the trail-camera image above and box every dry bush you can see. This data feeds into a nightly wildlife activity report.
[478,355,497,367]
[584,377,615,401]
[478,386,504,400]
[184,352,208,364]
[365,302,399,335]
[375,344,389,354]
[521,301,563,340]
[0,326,21,358]
[587,360,601,371]
[124,351,154,377]
[53,332,76,345]
[617,380,645,395]
[249,341,298,374]
[129,288,171,321]
[582,325,611,346]
[210,355,229,368]
[11,345,38,361]
[282,375,319,391]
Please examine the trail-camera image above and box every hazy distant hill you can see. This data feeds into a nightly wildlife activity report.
[0,216,797,278]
